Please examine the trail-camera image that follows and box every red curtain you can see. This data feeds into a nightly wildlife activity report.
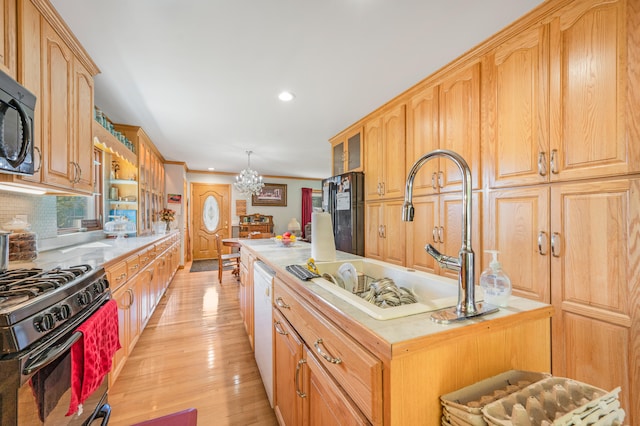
[301,187,313,238]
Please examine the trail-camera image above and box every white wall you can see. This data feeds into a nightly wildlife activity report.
[187,172,321,235]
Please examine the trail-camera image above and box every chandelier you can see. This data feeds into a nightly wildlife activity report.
[234,150,264,196]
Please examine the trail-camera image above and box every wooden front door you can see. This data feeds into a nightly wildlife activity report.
[191,183,231,260]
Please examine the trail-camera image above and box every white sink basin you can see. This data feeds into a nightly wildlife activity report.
[308,259,463,320]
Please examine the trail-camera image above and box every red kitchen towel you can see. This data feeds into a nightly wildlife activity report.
[67,299,121,416]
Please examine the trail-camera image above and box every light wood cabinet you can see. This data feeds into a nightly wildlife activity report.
[485,179,638,416]
[485,186,550,302]
[0,0,17,78]
[273,277,382,425]
[485,23,549,188]
[436,62,482,192]
[406,192,482,280]
[239,250,255,349]
[239,214,273,238]
[40,19,95,194]
[115,124,165,235]
[364,200,405,266]
[107,234,179,386]
[108,257,141,386]
[549,179,637,415]
[364,104,406,200]
[273,308,304,426]
[330,126,363,175]
[406,84,439,197]
[0,0,99,193]
[487,0,639,188]
[304,345,371,426]
[405,61,481,198]
[548,0,638,180]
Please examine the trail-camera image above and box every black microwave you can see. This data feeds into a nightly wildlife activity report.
[0,69,36,175]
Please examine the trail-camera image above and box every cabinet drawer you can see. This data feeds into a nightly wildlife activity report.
[274,278,383,424]
[126,254,141,277]
[107,261,128,290]
[139,249,155,267]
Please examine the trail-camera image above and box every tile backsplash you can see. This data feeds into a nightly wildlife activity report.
[0,192,57,239]
[0,192,104,252]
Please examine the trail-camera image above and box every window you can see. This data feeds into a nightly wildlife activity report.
[56,147,104,234]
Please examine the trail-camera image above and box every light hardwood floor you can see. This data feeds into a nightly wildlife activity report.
[107,263,278,425]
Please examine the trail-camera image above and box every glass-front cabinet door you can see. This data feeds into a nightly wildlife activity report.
[330,126,363,175]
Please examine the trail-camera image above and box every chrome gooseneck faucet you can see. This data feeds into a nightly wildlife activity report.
[402,149,497,323]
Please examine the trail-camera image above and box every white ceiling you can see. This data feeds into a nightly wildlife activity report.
[50,0,544,179]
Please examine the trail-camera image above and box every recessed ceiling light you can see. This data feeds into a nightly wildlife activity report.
[208,167,215,171]
[278,91,295,102]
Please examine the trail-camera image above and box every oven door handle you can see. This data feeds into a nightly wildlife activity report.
[23,331,82,375]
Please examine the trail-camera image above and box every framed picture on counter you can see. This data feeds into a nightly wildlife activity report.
[252,183,287,207]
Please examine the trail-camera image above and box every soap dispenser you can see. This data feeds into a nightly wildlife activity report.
[480,250,512,307]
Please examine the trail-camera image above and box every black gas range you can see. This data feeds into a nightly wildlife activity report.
[0,264,113,426]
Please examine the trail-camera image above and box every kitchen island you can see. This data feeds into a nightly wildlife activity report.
[240,239,553,425]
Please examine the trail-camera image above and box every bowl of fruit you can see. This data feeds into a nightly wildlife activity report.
[273,232,297,247]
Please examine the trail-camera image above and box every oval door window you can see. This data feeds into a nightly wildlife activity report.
[202,195,220,232]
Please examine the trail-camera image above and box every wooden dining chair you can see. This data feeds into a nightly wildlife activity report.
[214,234,241,283]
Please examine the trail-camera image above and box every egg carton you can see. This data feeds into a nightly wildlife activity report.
[481,377,624,425]
[440,370,551,426]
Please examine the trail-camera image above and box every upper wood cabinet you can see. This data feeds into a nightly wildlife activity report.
[40,20,95,194]
[0,0,40,188]
[0,0,17,78]
[549,0,638,180]
[407,61,482,197]
[330,126,363,176]
[485,24,550,188]
[406,84,439,197]
[437,61,482,192]
[364,104,406,200]
[71,57,95,192]
[0,0,99,194]
[487,0,638,188]
[115,124,165,235]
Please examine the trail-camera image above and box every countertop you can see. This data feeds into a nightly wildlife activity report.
[7,231,178,271]
[240,239,553,349]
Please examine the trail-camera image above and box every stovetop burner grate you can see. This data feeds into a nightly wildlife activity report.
[0,265,93,308]
[0,264,108,354]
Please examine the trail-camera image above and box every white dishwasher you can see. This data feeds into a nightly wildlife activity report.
[253,261,275,407]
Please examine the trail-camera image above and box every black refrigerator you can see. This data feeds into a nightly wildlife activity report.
[321,171,364,256]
